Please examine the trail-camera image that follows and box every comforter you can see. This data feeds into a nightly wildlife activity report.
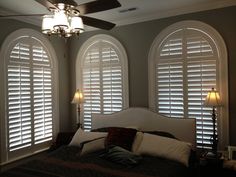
[0,146,192,177]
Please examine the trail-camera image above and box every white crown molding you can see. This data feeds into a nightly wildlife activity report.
[114,0,236,27]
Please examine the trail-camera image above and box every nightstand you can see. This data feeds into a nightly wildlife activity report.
[223,160,236,177]
[197,151,223,177]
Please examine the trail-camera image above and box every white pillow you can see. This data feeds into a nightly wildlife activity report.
[69,128,107,147]
[80,137,105,155]
[132,131,143,153]
[136,133,192,166]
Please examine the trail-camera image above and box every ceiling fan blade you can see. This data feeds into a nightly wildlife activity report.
[35,0,58,10]
[81,16,116,30]
[52,0,77,6]
[77,0,121,15]
[0,14,45,18]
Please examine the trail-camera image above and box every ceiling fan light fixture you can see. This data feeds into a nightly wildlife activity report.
[41,5,85,38]
[38,0,120,37]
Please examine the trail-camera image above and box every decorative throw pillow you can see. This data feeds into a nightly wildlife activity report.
[101,145,142,166]
[131,131,177,154]
[80,137,106,155]
[105,127,137,151]
[50,132,75,150]
[69,128,108,147]
[136,133,192,166]
[131,131,143,153]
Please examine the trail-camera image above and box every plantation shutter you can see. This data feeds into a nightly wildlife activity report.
[7,38,53,153]
[82,42,123,130]
[32,45,53,144]
[156,28,218,149]
[8,43,32,151]
[102,47,122,114]
[157,34,184,118]
[186,33,217,148]
[83,47,101,130]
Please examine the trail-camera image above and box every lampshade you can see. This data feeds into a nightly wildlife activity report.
[53,11,69,30]
[70,16,84,33]
[204,88,221,107]
[42,15,54,33]
[71,89,84,104]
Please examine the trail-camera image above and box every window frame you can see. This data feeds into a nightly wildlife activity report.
[148,20,228,150]
[0,28,59,164]
[75,34,129,128]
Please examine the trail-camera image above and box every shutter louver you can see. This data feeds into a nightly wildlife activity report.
[32,46,50,66]
[160,38,183,59]
[156,29,218,149]
[10,43,30,62]
[82,44,123,130]
[187,37,213,58]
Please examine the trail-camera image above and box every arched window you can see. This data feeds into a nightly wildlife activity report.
[148,21,228,149]
[76,34,129,130]
[0,29,59,162]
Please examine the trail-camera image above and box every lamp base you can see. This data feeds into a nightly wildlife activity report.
[77,123,82,129]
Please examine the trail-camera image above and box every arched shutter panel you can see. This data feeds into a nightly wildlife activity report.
[186,30,217,148]
[8,42,32,151]
[157,31,184,118]
[102,47,122,114]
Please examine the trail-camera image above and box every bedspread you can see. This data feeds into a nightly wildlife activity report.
[0,146,192,177]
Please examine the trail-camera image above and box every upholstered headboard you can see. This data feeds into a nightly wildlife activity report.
[91,107,196,148]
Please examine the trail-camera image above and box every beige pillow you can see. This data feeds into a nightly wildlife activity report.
[132,131,143,153]
[136,133,192,166]
[80,138,105,155]
[69,128,107,147]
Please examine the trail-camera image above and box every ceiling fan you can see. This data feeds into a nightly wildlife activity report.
[0,0,121,37]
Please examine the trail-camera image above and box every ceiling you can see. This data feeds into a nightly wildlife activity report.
[0,0,235,31]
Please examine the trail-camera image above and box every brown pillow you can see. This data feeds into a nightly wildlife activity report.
[50,132,75,150]
[91,127,113,132]
[105,127,137,151]
[144,131,177,140]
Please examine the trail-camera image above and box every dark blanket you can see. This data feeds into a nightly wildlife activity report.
[0,146,192,177]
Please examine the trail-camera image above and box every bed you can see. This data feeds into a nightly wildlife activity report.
[0,107,196,177]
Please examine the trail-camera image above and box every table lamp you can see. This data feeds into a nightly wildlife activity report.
[204,87,221,156]
[71,89,84,128]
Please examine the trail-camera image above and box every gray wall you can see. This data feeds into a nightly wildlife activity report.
[68,6,236,145]
[0,19,71,131]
